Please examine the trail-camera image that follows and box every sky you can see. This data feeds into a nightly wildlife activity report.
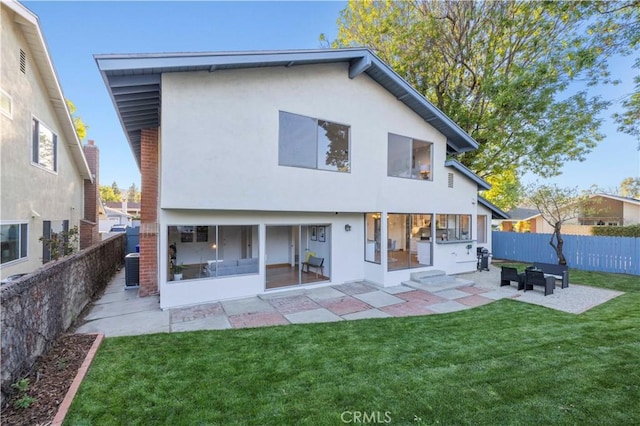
[22,0,640,195]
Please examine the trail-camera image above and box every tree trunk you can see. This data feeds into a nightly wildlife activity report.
[548,224,567,265]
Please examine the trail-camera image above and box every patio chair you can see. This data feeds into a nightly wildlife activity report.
[500,266,524,290]
[524,269,554,296]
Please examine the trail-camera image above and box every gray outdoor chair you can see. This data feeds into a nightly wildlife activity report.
[500,266,524,290]
[524,269,554,296]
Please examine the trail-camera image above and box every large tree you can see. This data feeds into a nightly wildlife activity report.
[328,0,638,207]
[66,99,87,141]
[126,182,141,203]
[99,185,120,202]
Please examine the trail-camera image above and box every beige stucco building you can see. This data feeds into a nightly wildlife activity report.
[1,0,96,280]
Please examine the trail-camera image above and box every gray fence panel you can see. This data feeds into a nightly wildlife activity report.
[492,231,640,275]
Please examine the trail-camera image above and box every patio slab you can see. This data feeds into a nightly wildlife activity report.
[380,301,436,317]
[397,290,447,305]
[228,311,289,328]
[285,308,343,324]
[434,288,473,300]
[353,291,405,308]
[170,302,225,323]
[267,295,320,315]
[332,282,377,295]
[171,315,231,332]
[342,309,391,320]
[427,300,471,314]
[380,284,415,295]
[222,297,275,316]
[304,286,347,301]
[456,294,495,308]
[317,296,373,316]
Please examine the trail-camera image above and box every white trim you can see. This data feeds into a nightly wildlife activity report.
[0,221,29,267]
[30,114,58,175]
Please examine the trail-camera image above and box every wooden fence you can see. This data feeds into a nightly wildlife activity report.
[492,231,640,275]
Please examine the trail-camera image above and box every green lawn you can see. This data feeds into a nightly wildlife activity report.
[66,271,640,425]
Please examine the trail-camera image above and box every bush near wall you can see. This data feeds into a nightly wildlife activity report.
[591,224,640,237]
[0,233,125,408]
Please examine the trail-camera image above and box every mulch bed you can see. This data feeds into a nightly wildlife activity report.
[1,333,96,425]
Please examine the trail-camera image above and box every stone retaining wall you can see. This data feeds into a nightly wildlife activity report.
[0,233,125,407]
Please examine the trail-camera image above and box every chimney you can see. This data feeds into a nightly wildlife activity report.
[80,140,100,249]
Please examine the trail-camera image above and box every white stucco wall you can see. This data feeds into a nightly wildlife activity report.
[160,63,466,213]
[623,202,640,225]
[1,6,84,279]
[154,62,484,307]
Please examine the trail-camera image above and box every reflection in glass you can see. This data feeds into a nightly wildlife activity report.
[317,120,350,172]
[387,133,432,181]
[365,213,381,263]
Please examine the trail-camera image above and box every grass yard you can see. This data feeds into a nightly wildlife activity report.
[66,271,640,425]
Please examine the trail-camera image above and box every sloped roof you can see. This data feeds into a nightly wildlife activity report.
[503,207,540,221]
[444,159,490,191]
[478,196,510,219]
[94,48,480,169]
[4,0,92,181]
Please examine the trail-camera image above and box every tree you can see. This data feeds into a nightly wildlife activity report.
[99,185,120,202]
[526,184,591,265]
[620,177,640,198]
[328,1,638,208]
[66,99,88,141]
[126,182,141,203]
[111,181,121,199]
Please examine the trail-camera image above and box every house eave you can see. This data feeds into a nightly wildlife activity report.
[95,48,480,167]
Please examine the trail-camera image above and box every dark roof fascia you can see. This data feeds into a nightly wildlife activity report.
[95,48,479,167]
[477,196,510,219]
[444,159,491,191]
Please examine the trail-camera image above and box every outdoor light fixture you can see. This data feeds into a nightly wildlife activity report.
[345,224,352,232]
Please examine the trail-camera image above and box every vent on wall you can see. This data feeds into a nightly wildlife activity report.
[448,173,454,188]
[19,49,26,74]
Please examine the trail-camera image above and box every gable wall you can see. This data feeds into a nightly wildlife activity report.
[0,5,84,278]
[160,63,478,214]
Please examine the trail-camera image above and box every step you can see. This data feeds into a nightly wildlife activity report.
[403,277,475,293]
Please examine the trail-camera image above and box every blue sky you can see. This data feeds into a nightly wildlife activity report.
[23,1,639,194]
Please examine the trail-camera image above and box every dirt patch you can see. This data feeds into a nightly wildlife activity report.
[1,333,96,425]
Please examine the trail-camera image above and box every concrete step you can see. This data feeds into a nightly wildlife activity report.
[403,271,475,293]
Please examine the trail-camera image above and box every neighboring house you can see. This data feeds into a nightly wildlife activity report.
[96,48,507,309]
[0,0,99,280]
[500,207,540,232]
[98,203,133,232]
[501,194,640,235]
[105,201,140,218]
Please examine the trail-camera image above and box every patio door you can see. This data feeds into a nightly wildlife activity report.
[265,224,330,290]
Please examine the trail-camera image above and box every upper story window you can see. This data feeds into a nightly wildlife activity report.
[278,111,351,173]
[387,133,432,181]
[0,88,12,119]
[32,117,58,172]
[1,223,28,265]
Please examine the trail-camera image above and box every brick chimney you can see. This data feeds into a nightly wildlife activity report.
[80,140,100,249]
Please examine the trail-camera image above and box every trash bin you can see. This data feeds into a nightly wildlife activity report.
[125,252,140,288]
[477,247,490,272]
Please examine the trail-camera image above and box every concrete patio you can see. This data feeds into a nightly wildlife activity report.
[74,264,624,337]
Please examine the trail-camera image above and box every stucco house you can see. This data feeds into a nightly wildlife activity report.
[96,48,507,309]
[501,193,640,235]
[0,0,99,280]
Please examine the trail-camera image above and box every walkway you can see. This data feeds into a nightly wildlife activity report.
[74,265,623,337]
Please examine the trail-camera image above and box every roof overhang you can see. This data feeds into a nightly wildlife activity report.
[477,196,510,220]
[4,0,92,182]
[95,48,479,169]
[444,159,490,191]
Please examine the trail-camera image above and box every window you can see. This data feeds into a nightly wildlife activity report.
[388,213,432,270]
[278,111,350,172]
[1,223,28,264]
[167,225,258,282]
[387,133,432,180]
[0,88,12,119]
[477,215,487,244]
[435,214,472,241]
[365,213,381,264]
[32,118,58,172]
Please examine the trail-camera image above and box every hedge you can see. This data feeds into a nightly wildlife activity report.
[591,224,640,237]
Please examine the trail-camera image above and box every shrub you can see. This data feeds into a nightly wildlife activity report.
[591,224,640,237]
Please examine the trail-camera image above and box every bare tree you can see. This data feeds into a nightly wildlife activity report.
[527,185,592,265]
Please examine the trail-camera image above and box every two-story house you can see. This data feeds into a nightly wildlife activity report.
[1,0,98,280]
[96,48,506,309]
